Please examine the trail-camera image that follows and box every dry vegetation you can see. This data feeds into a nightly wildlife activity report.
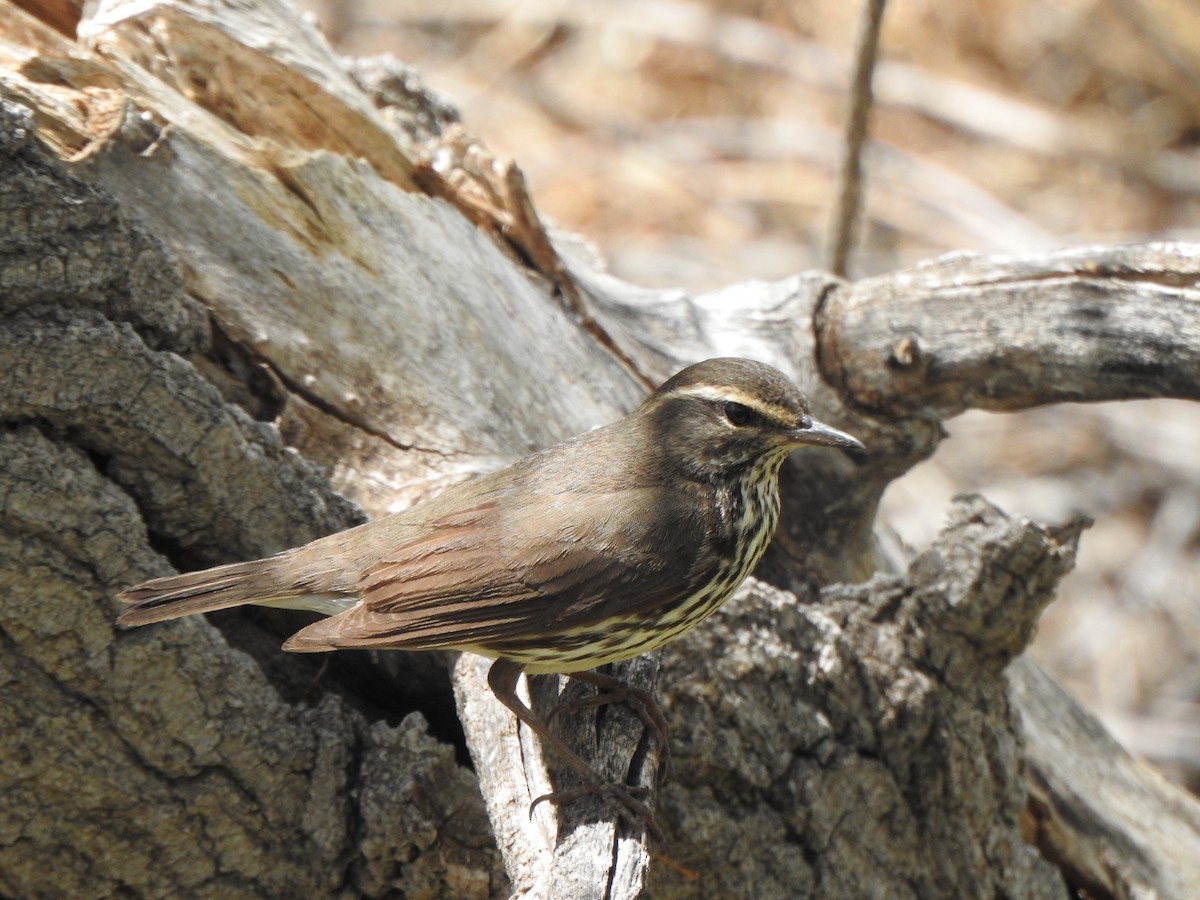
[298,0,1200,793]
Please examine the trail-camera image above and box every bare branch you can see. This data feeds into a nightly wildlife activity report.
[821,245,1200,417]
[827,0,888,278]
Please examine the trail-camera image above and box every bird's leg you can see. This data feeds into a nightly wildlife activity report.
[548,668,671,782]
[486,659,663,842]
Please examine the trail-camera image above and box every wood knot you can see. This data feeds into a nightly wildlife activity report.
[888,334,922,369]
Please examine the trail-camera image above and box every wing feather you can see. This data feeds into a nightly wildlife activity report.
[283,484,720,654]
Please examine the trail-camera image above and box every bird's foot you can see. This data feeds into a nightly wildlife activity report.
[530,780,664,843]
[550,671,672,782]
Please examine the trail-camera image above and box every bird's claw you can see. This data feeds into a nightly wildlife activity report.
[529,781,664,843]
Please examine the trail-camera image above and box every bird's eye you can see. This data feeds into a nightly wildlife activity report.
[723,401,753,427]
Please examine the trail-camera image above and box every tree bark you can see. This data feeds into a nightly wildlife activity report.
[2,1,1199,898]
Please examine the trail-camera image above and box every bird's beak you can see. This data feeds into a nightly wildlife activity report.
[789,418,865,451]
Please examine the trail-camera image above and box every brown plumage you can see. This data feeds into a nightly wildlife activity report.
[118,357,864,834]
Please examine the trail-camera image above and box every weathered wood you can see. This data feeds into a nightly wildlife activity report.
[1012,658,1200,899]
[0,103,505,896]
[4,0,1200,897]
[3,1,653,892]
[822,246,1200,417]
[647,495,1078,898]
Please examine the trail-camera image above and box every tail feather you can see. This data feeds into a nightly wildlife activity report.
[117,558,292,626]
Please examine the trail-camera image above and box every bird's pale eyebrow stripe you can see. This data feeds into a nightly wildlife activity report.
[667,385,799,424]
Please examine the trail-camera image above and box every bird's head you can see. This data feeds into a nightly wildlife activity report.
[640,358,864,480]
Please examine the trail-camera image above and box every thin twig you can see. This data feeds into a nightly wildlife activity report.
[827,0,889,278]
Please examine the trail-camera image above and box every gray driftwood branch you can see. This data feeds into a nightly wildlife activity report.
[2,1,1199,898]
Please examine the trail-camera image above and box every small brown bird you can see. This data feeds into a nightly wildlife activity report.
[119,357,863,833]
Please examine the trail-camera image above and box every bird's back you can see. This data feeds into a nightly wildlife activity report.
[283,417,725,665]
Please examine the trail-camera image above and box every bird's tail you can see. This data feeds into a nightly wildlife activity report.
[117,558,296,626]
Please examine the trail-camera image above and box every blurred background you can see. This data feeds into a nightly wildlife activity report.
[298,0,1200,794]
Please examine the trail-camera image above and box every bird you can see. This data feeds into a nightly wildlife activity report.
[118,357,864,836]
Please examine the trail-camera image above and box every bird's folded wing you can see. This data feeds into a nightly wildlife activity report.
[283,489,715,653]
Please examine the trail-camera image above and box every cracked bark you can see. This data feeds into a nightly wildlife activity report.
[3,1,1199,898]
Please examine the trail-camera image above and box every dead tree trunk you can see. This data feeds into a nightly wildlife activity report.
[2,2,1198,898]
